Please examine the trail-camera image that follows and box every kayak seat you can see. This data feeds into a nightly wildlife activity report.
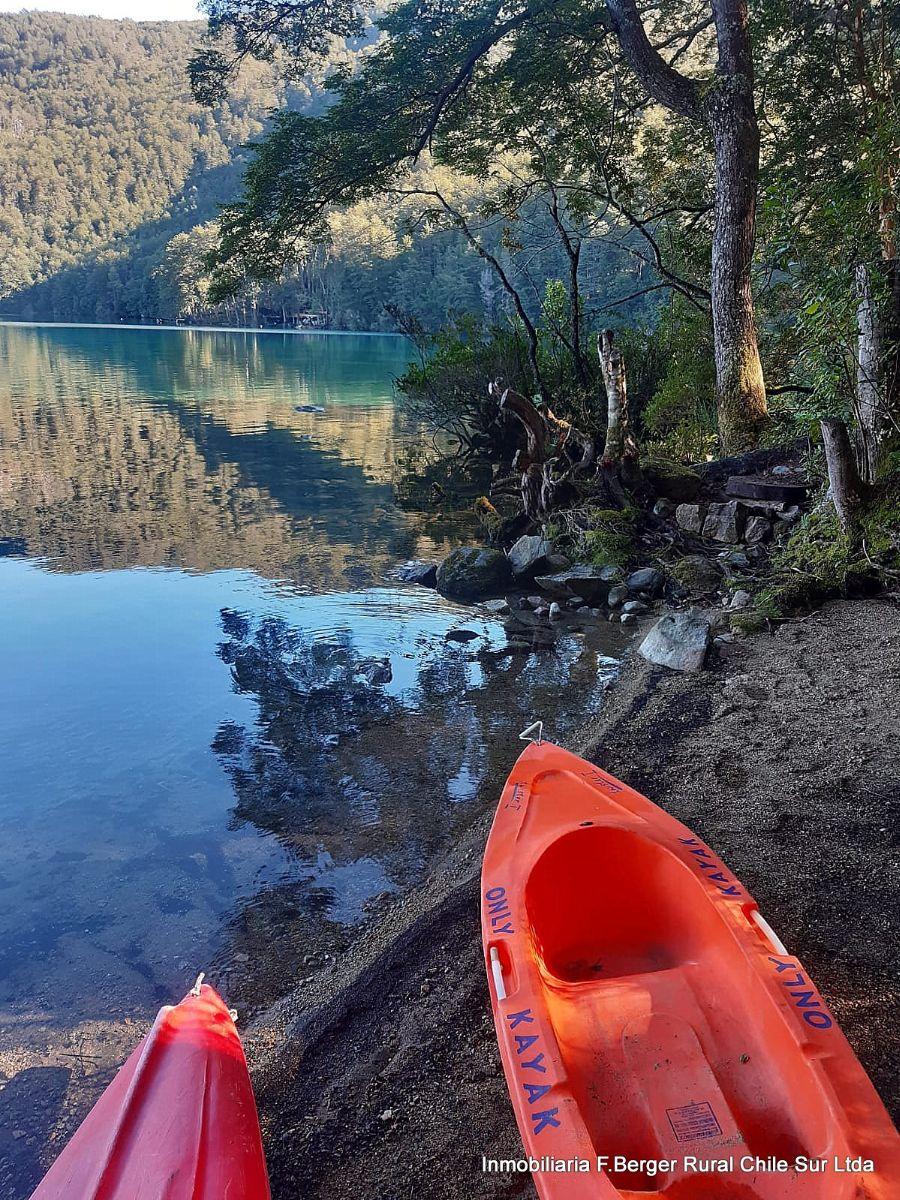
[524,826,834,1196]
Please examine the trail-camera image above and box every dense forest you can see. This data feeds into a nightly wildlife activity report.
[0,11,655,330]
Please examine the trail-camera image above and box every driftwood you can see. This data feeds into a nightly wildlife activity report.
[491,381,596,520]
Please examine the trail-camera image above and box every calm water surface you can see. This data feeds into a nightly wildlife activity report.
[0,323,623,1192]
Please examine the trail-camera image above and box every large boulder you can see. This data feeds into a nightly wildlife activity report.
[436,546,511,599]
[638,609,711,672]
[671,554,723,595]
[534,564,619,603]
[507,534,553,578]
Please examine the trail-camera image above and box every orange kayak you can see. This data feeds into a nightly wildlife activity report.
[481,740,900,1198]
[30,981,270,1200]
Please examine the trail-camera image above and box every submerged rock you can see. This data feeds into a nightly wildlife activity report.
[638,609,711,672]
[359,658,393,685]
[481,598,510,616]
[436,546,511,599]
[396,560,438,587]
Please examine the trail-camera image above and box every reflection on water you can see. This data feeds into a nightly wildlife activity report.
[0,323,625,1196]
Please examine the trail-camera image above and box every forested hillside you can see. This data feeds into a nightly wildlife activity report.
[0,13,299,322]
[0,11,653,330]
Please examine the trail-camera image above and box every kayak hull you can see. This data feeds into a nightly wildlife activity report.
[481,741,900,1199]
[30,983,270,1200]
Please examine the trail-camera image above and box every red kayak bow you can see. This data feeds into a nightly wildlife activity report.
[30,981,270,1200]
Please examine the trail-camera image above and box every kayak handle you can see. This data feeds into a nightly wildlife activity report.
[490,946,507,1001]
[750,910,788,956]
[191,972,205,997]
[519,720,543,745]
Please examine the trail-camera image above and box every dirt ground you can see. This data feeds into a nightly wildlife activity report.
[247,596,900,1200]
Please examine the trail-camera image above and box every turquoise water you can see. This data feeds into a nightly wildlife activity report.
[0,324,621,1191]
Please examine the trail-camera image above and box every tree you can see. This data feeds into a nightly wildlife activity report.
[757,0,899,521]
[191,0,770,450]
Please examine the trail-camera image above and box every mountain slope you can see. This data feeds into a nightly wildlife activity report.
[0,12,304,318]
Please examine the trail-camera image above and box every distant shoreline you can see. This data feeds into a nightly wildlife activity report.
[0,320,406,339]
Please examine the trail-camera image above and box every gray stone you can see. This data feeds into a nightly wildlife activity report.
[620,612,637,624]
[607,584,629,608]
[702,500,747,543]
[482,598,510,616]
[526,595,543,609]
[566,595,586,609]
[675,503,705,533]
[745,515,772,544]
[534,564,615,603]
[638,609,711,672]
[771,464,792,476]
[671,554,723,594]
[396,560,438,587]
[653,498,674,518]
[729,589,751,611]
[576,605,591,615]
[723,550,750,569]
[622,599,650,615]
[507,534,553,578]
[590,607,602,617]
[776,505,802,524]
[544,553,571,571]
[549,601,562,620]
[626,567,664,596]
[534,606,548,618]
[436,546,511,599]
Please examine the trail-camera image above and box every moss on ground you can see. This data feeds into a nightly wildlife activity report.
[545,505,639,571]
[753,473,899,619]
[580,507,638,569]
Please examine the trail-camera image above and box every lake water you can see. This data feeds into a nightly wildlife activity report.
[0,322,624,1192]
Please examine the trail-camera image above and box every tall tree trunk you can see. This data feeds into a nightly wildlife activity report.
[705,0,767,452]
[605,0,768,452]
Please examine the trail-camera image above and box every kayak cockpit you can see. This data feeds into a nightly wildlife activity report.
[523,824,838,1196]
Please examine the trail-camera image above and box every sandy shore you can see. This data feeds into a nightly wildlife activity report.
[246,596,900,1199]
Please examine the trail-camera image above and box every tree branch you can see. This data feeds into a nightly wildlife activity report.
[604,0,702,120]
